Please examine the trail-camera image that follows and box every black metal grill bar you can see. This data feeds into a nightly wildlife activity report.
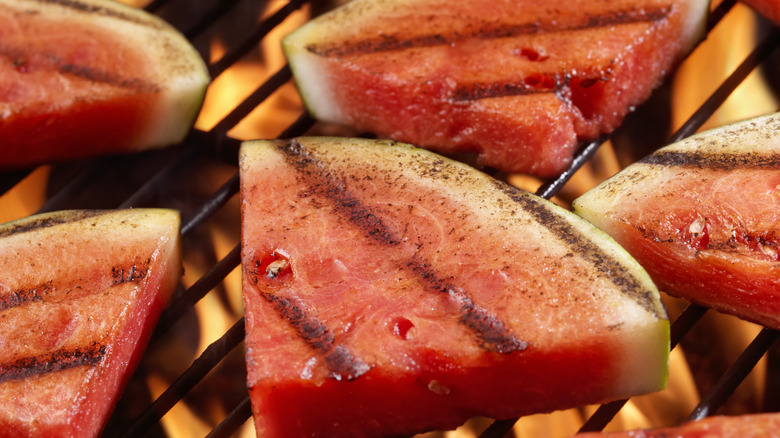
[688,328,780,421]
[208,0,308,79]
[120,319,247,438]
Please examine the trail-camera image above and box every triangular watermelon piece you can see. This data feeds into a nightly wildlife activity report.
[282,0,708,176]
[0,209,181,436]
[0,0,209,169]
[239,137,669,437]
[573,112,780,330]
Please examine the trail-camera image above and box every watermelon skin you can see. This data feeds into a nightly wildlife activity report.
[240,137,669,437]
[574,413,780,437]
[0,209,181,437]
[0,0,209,169]
[573,112,780,330]
[282,0,708,177]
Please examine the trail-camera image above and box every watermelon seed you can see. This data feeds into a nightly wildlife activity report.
[760,244,778,260]
[266,259,290,279]
[427,380,451,396]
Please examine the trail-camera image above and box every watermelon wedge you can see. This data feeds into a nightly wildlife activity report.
[239,137,669,437]
[0,0,209,169]
[574,413,780,437]
[0,209,181,437]
[572,112,780,330]
[282,0,708,177]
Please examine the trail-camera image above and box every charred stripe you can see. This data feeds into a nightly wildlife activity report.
[0,341,106,383]
[277,139,525,353]
[0,282,51,311]
[252,287,370,381]
[640,150,780,170]
[0,210,103,238]
[493,180,664,318]
[307,5,671,57]
[0,259,151,312]
[407,258,526,353]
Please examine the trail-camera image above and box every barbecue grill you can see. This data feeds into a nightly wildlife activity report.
[1,0,778,436]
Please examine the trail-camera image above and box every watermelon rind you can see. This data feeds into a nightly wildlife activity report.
[2,0,210,153]
[240,137,670,436]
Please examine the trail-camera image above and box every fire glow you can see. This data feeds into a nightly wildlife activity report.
[0,0,776,437]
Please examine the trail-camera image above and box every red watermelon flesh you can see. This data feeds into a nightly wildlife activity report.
[0,0,209,169]
[240,137,669,437]
[574,413,780,437]
[0,209,181,437]
[282,0,708,177]
[573,112,780,330]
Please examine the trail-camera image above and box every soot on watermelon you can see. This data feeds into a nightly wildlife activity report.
[282,0,708,177]
[0,0,209,169]
[574,413,780,437]
[573,112,780,330]
[0,209,181,437]
[239,137,670,437]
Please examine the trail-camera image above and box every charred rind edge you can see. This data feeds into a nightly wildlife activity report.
[24,0,164,29]
[305,5,671,57]
[492,179,665,319]
[0,341,107,383]
[273,138,526,353]
[640,150,780,170]
[0,210,104,239]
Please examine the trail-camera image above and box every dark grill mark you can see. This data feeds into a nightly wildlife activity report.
[0,260,149,312]
[492,180,665,319]
[0,282,52,311]
[307,5,671,57]
[248,280,370,381]
[111,259,151,286]
[640,151,780,170]
[276,140,525,353]
[407,258,527,353]
[282,140,401,246]
[0,210,103,238]
[0,341,106,383]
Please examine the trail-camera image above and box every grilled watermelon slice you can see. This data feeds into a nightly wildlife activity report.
[575,413,780,437]
[0,209,181,437]
[0,0,209,169]
[282,0,708,177]
[239,137,669,437]
[573,112,780,330]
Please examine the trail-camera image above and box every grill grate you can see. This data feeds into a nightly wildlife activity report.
[1,0,779,436]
